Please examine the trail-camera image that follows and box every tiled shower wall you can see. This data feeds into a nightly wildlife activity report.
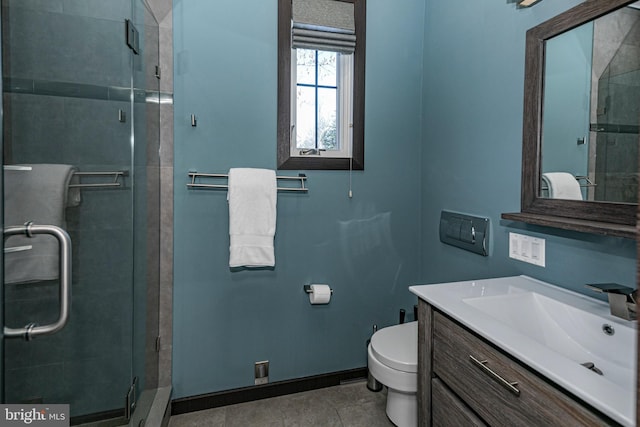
[591,6,640,203]
[147,0,173,389]
[2,0,173,416]
[2,1,139,416]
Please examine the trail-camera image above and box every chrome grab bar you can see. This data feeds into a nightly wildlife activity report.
[3,223,72,340]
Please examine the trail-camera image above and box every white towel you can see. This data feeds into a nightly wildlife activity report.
[228,168,277,268]
[4,164,77,284]
[542,172,583,200]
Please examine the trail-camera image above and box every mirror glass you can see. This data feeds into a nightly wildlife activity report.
[541,3,640,203]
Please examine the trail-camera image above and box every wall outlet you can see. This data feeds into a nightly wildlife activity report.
[254,361,269,385]
[509,232,545,267]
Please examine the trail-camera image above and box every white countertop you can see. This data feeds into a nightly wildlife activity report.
[410,275,637,427]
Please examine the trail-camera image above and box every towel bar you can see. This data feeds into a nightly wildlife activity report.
[4,245,32,254]
[540,174,597,191]
[187,171,308,192]
[4,166,128,189]
[69,171,128,188]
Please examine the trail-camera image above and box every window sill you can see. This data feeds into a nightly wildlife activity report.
[277,156,363,171]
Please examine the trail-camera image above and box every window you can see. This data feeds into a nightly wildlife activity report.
[278,0,365,170]
[292,49,352,158]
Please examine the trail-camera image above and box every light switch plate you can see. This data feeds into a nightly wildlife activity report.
[509,232,545,267]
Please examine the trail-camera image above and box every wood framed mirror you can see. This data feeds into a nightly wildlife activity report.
[502,0,639,239]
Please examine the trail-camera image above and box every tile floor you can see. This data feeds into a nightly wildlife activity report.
[168,380,395,427]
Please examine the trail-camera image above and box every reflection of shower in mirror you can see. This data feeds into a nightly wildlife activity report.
[541,4,640,204]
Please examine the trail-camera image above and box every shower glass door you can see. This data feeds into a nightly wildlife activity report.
[1,0,159,423]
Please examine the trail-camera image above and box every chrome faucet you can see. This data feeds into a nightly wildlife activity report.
[585,283,637,321]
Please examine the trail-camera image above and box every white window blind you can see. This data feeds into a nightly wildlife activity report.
[292,0,356,53]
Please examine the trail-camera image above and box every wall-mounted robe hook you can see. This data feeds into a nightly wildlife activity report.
[190,114,197,127]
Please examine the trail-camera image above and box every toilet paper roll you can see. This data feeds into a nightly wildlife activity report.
[309,284,331,304]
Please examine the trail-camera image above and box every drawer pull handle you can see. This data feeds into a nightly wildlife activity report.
[469,355,521,397]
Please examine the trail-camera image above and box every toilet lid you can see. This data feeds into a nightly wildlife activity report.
[370,321,417,373]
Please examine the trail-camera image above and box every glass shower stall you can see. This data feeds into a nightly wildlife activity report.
[1,0,161,424]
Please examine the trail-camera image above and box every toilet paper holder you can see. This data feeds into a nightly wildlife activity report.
[304,285,333,294]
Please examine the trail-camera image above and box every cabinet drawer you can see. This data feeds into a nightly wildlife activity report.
[432,311,614,427]
[432,378,486,427]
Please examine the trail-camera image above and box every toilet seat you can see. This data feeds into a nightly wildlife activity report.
[370,321,417,373]
[368,344,416,393]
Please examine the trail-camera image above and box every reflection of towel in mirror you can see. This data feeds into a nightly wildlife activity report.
[227,168,277,268]
[542,172,583,200]
[5,164,77,284]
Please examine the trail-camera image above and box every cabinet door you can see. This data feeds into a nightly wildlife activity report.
[432,312,614,426]
[432,378,486,427]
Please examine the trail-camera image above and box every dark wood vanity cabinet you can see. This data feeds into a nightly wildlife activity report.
[431,378,486,427]
[417,300,619,427]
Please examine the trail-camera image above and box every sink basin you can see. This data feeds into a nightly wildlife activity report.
[464,291,634,390]
[410,275,637,427]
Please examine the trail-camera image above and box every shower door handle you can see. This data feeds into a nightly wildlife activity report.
[3,223,72,340]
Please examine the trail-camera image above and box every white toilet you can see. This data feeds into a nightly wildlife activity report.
[367,321,417,427]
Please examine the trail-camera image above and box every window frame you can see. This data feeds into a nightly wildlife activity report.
[277,0,365,170]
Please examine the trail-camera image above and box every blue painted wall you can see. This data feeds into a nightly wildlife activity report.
[173,0,637,400]
[173,0,425,398]
[420,0,636,290]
